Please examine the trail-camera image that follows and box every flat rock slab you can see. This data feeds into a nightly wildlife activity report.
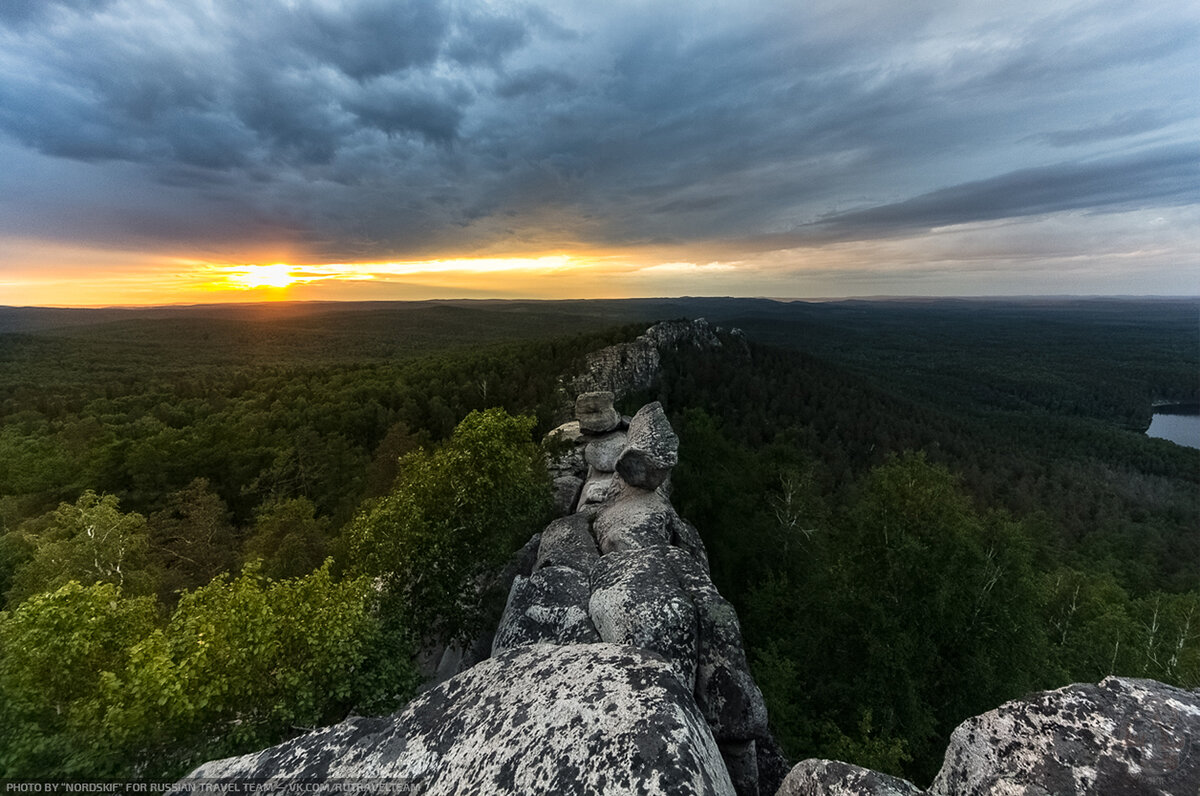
[174,643,735,796]
[931,676,1200,796]
[778,759,926,796]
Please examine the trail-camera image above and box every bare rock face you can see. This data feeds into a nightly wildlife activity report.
[930,676,1200,796]
[616,402,679,490]
[491,566,600,654]
[551,475,583,515]
[592,486,677,554]
[778,759,926,796]
[589,547,701,688]
[575,391,622,434]
[585,429,629,472]
[175,643,736,796]
[572,319,725,398]
[535,514,599,574]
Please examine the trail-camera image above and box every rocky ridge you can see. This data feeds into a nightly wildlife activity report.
[172,320,1200,796]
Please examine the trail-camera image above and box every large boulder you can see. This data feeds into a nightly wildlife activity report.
[585,430,629,472]
[173,643,735,796]
[616,402,679,489]
[576,391,622,434]
[589,548,699,688]
[592,486,676,553]
[551,475,583,516]
[665,548,768,741]
[778,759,926,796]
[535,514,600,574]
[492,566,600,654]
[578,467,620,508]
[930,676,1200,796]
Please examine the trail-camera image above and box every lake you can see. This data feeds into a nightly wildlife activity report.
[1146,406,1200,450]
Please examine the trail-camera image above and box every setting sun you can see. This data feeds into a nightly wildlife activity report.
[225,264,298,290]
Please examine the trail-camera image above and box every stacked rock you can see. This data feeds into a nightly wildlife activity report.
[495,395,771,795]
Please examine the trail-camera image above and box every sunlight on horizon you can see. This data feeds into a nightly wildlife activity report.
[206,255,581,295]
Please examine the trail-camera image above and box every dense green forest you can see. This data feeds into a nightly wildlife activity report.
[0,298,1196,783]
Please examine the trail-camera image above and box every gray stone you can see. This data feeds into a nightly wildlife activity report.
[585,430,628,472]
[616,402,679,489]
[778,759,926,796]
[575,391,621,434]
[535,514,599,574]
[174,643,735,796]
[720,739,760,796]
[492,566,599,654]
[665,548,768,741]
[551,475,583,516]
[571,319,728,399]
[592,486,676,553]
[546,420,586,445]
[589,548,699,688]
[671,516,710,571]
[578,467,619,507]
[930,676,1200,796]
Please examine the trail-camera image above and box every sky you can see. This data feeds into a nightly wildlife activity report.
[1,0,1198,306]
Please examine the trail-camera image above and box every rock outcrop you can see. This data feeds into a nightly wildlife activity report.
[495,395,774,796]
[175,643,735,796]
[572,318,726,398]
[176,387,773,796]
[930,676,1200,796]
[777,760,924,796]
[778,675,1200,796]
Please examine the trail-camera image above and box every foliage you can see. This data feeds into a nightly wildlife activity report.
[242,496,331,580]
[0,563,415,780]
[5,491,156,606]
[0,582,159,777]
[148,478,238,604]
[343,408,552,643]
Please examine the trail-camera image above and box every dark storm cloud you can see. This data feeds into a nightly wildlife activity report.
[1036,110,1178,148]
[807,146,1200,240]
[0,0,1197,262]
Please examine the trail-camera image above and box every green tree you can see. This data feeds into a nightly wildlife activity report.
[343,408,552,643]
[0,564,417,780]
[5,491,156,605]
[0,582,158,777]
[242,497,331,580]
[148,478,238,604]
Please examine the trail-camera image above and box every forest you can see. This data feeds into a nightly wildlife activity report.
[0,297,1196,784]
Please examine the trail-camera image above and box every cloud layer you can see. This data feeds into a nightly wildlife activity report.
[0,0,1197,297]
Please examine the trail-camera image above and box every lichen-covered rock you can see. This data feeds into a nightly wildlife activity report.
[592,486,676,553]
[778,759,926,796]
[578,468,619,507]
[585,429,629,472]
[616,402,679,489]
[719,740,760,796]
[535,514,599,575]
[589,548,699,688]
[930,676,1200,796]
[492,566,599,654]
[664,548,768,741]
[671,516,710,571]
[576,391,622,434]
[547,420,586,445]
[174,643,735,796]
[572,319,725,398]
[551,475,583,516]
